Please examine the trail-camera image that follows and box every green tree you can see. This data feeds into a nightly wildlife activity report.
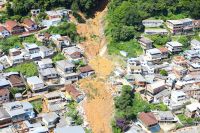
[159,69,168,76]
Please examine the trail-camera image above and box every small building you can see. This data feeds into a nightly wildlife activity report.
[7,72,25,88]
[0,78,10,88]
[0,107,12,128]
[144,28,168,35]
[158,47,169,59]
[40,112,59,128]
[23,43,41,60]
[62,46,83,61]
[79,65,95,78]
[142,20,164,27]
[56,60,78,84]
[138,112,160,132]
[3,101,35,122]
[45,9,70,20]
[191,39,200,50]
[23,18,38,31]
[146,48,162,62]
[154,111,178,123]
[5,20,25,34]
[133,74,146,87]
[26,76,45,94]
[39,68,58,80]
[0,26,10,38]
[35,33,52,45]
[184,50,199,60]
[146,80,166,100]
[42,18,62,27]
[165,41,183,53]
[185,102,200,118]
[37,58,53,69]
[65,84,84,102]
[0,88,10,104]
[193,20,200,30]
[138,37,153,50]
[39,46,54,58]
[54,126,85,133]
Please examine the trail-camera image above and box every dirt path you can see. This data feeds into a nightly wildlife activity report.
[75,3,115,133]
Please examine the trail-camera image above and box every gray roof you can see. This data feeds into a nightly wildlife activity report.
[40,68,57,76]
[42,112,59,123]
[0,78,10,87]
[0,107,11,120]
[56,60,75,69]
[133,74,146,82]
[167,41,183,47]
[27,76,44,85]
[63,46,81,55]
[54,126,85,133]
[139,37,153,44]
[39,46,53,52]
[191,39,200,46]
[158,111,174,120]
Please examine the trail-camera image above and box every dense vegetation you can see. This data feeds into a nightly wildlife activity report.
[6,0,100,17]
[6,62,38,77]
[112,85,168,132]
[106,0,200,56]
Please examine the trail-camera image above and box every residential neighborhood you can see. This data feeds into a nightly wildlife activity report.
[0,0,200,133]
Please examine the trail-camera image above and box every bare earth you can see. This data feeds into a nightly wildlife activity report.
[75,5,115,133]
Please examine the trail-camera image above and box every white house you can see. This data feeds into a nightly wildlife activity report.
[146,48,162,61]
[166,41,183,53]
[39,46,54,58]
[27,76,45,93]
[37,58,53,69]
[0,26,10,38]
[144,28,168,35]
[191,39,200,50]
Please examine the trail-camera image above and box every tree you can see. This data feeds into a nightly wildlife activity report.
[159,69,168,76]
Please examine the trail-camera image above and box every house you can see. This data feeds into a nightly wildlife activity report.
[127,65,142,75]
[62,46,83,61]
[169,90,188,110]
[0,88,9,104]
[146,80,166,102]
[5,20,25,34]
[65,84,84,102]
[43,91,66,112]
[39,68,58,80]
[8,48,24,65]
[166,18,193,34]
[153,89,171,103]
[40,112,59,128]
[6,72,25,88]
[39,46,54,58]
[51,34,74,51]
[185,102,200,118]
[191,39,200,50]
[138,37,153,50]
[0,107,12,128]
[0,26,10,38]
[158,47,169,59]
[23,18,38,31]
[35,33,52,45]
[154,111,178,123]
[23,43,41,60]
[138,112,160,132]
[184,50,199,60]
[165,41,183,53]
[0,78,10,88]
[0,55,10,69]
[145,48,162,62]
[182,84,200,100]
[142,20,164,27]
[133,74,146,87]
[172,65,188,79]
[37,58,53,69]
[172,56,187,67]
[56,60,78,84]
[3,101,35,122]
[54,126,85,133]
[144,28,168,35]
[79,65,95,78]
[26,76,46,94]
[188,62,200,72]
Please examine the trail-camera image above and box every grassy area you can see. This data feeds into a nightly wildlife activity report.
[52,53,66,62]
[5,62,38,77]
[108,39,143,57]
[177,114,194,125]
[31,100,43,113]
[22,35,42,46]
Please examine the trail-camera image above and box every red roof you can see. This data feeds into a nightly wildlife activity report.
[65,84,81,99]
[23,18,35,27]
[79,65,94,73]
[5,20,18,31]
[0,26,7,32]
[158,47,168,53]
[0,88,9,96]
[138,112,158,127]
